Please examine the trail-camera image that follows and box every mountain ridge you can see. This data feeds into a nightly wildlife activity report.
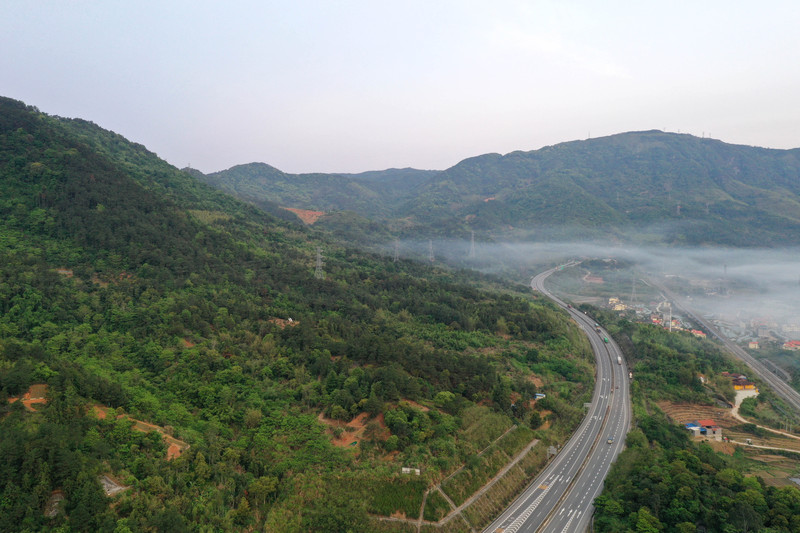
[203,130,800,246]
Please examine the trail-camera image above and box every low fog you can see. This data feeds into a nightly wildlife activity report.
[390,238,800,341]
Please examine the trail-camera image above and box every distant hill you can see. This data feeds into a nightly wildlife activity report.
[400,131,800,245]
[196,163,437,217]
[201,131,800,246]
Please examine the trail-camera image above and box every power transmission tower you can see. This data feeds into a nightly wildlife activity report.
[393,240,399,262]
[630,273,637,307]
[668,302,672,332]
[469,231,476,259]
[314,247,325,280]
[428,240,434,263]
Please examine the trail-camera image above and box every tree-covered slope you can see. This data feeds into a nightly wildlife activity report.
[200,130,800,246]
[0,96,590,532]
[197,162,436,218]
[400,131,800,245]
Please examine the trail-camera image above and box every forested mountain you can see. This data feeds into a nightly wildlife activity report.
[196,162,437,218]
[0,96,591,532]
[203,131,800,246]
[402,131,800,245]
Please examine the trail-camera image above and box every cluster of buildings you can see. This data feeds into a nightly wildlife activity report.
[604,294,800,352]
[685,419,722,439]
[721,371,757,391]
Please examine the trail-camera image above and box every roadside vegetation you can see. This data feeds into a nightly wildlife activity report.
[590,308,800,532]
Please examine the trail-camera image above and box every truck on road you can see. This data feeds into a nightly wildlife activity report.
[617,356,622,365]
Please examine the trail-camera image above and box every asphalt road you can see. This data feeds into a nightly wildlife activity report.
[484,263,631,533]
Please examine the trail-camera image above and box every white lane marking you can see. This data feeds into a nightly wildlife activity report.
[501,485,553,533]
[560,510,582,532]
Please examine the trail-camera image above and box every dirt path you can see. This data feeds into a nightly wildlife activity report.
[374,431,539,530]
[732,389,800,442]
[729,440,800,453]
[730,389,759,422]
[440,424,517,486]
[439,439,540,526]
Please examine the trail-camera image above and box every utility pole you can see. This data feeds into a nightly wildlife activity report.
[314,247,325,280]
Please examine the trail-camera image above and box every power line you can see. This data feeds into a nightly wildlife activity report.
[314,247,325,280]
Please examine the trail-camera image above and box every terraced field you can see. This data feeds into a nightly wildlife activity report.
[658,401,800,453]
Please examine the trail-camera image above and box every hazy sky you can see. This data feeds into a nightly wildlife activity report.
[3,1,799,173]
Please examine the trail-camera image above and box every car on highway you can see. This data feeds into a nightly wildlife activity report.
[607,437,614,444]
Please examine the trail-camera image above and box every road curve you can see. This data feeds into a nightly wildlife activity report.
[484,263,632,533]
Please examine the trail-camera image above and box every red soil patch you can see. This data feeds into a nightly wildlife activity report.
[527,375,544,387]
[401,399,430,412]
[707,440,736,455]
[383,450,400,462]
[8,384,49,412]
[282,207,325,224]
[182,338,195,348]
[92,405,190,460]
[268,317,298,329]
[166,442,183,460]
[318,411,389,449]
[535,409,553,430]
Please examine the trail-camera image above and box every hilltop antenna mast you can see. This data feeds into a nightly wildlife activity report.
[469,231,476,259]
[314,247,325,280]
[393,240,399,262]
[428,240,434,263]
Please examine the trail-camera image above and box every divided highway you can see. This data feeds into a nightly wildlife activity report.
[484,263,631,533]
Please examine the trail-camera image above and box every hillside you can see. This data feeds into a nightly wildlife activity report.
[0,96,591,532]
[402,131,800,245]
[197,162,436,218]
[202,131,800,246]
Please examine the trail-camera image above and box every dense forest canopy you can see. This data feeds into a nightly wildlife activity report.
[0,96,594,532]
[202,130,800,246]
